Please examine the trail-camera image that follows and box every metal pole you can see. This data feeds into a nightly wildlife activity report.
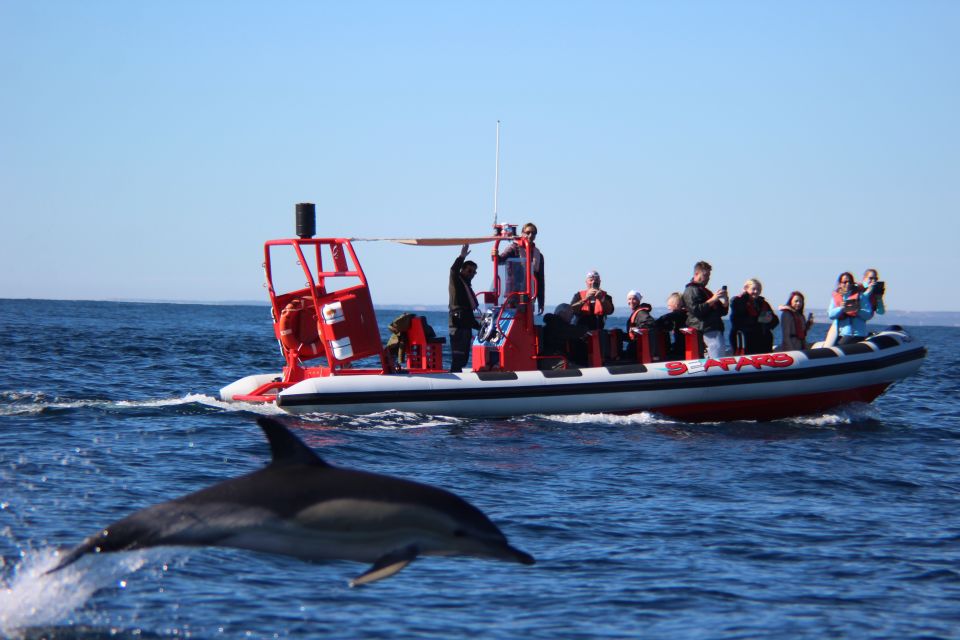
[493,120,501,227]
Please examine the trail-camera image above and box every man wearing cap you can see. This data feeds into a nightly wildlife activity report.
[448,243,481,372]
[570,270,614,330]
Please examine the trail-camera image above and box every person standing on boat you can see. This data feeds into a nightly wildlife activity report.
[729,278,779,354]
[828,271,873,344]
[682,260,729,358]
[570,270,614,330]
[494,222,545,315]
[778,291,814,351]
[449,244,481,372]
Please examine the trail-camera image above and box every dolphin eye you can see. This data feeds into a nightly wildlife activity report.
[453,529,467,538]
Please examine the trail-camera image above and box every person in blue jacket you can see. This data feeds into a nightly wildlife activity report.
[828,271,873,344]
[860,268,886,320]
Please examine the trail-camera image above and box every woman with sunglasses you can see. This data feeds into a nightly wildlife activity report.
[494,222,546,315]
[827,271,874,344]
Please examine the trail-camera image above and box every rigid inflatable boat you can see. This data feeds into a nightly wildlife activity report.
[219,204,925,421]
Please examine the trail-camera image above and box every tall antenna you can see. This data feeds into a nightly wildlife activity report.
[493,120,501,227]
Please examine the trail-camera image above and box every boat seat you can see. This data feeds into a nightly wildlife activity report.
[404,315,445,371]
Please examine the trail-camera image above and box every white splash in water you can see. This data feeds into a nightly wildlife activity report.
[0,547,155,634]
[297,409,464,430]
[787,402,880,426]
[0,392,286,417]
[540,411,669,425]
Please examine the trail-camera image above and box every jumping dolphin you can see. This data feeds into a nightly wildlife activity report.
[49,417,534,586]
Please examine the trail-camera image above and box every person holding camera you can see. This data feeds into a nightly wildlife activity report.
[861,268,886,319]
[682,260,729,358]
[827,271,873,344]
[570,270,614,330]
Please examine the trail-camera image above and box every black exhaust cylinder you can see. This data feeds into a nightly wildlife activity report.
[295,202,316,238]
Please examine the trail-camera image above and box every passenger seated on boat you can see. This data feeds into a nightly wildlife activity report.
[621,290,657,361]
[828,271,873,345]
[656,292,687,361]
[540,303,589,367]
[570,270,614,330]
[386,312,443,370]
[729,278,779,355]
[778,291,814,351]
[570,270,614,361]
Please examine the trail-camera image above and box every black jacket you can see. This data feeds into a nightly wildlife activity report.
[682,282,727,333]
[729,293,779,354]
[448,255,480,329]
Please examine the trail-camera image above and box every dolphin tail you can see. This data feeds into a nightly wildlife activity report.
[349,544,420,587]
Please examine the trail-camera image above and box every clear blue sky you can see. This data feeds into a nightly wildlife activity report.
[2,1,958,311]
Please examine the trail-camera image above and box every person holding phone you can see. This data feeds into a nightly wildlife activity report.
[682,260,729,358]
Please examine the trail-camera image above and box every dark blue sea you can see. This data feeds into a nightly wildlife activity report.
[2,299,958,639]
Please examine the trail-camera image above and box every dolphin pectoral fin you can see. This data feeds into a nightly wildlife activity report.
[348,544,420,588]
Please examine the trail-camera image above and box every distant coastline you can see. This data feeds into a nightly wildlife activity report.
[3,298,960,327]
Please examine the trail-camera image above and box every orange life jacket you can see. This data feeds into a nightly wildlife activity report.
[578,290,606,316]
[832,290,860,317]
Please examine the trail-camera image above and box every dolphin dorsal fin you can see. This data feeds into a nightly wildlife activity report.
[256,417,330,468]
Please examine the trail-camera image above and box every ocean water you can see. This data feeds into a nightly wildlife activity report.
[1,299,958,639]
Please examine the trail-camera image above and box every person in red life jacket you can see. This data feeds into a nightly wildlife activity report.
[778,291,814,351]
[729,278,779,354]
[493,222,545,315]
[682,260,729,358]
[621,290,656,361]
[570,270,614,330]
[656,292,687,360]
[827,271,873,344]
[448,244,481,372]
[860,268,886,320]
[625,290,656,334]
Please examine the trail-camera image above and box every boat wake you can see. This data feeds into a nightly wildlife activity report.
[540,411,669,425]
[300,409,466,430]
[784,402,880,427]
[0,391,287,417]
[539,403,880,428]
[0,547,162,635]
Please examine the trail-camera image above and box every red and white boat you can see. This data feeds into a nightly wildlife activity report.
[220,204,926,421]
